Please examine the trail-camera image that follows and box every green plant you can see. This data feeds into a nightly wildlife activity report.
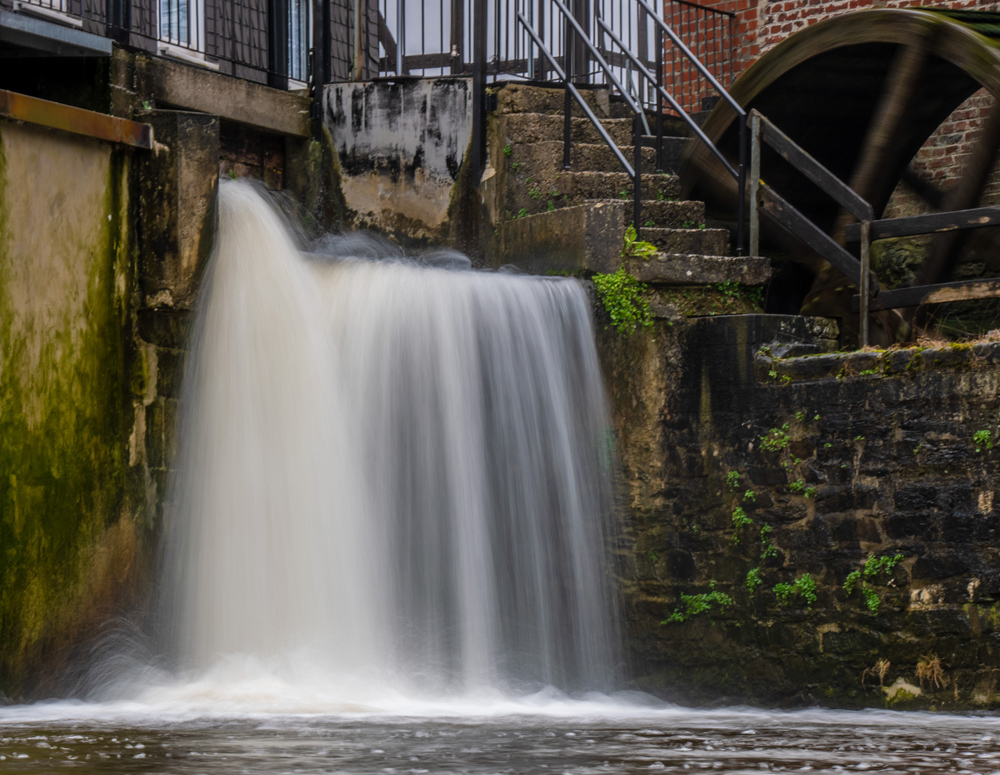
[746,567,763,593]
[789,479,805,494]
[681,219,696,229]
[795,411,806,422]
[618,189,630,199]
[726,471,740,489]
[644,219,656,228]
[804,486,817,499]
[515,208,529,219]
[743,489,756,502]
[228,169,238,180]
[503,142,512,157]
[592,268,653,336]
[547,200,556,212]
[656,190,665,201]
[854,435,865,441]
[760,424,791,452]
[529,188,542,200]
[731,506,752,542]
[814,414,821,421]
[511,162,522,171]
[845,553,904,614]
[662,582,733,624]
[773,573,817,608]
[142,100,152,111]
[974,429,994,453]
[621,224,658,260]
[648,551,660,563]
[760,524,778,560]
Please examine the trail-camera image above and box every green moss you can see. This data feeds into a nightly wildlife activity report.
[0,136,139,695]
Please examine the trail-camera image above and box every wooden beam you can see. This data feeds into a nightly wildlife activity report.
[845,206,1000,243]
[760,184,875,288]
[853,278,1000,312]
[754,111,872,223]
[847,43,927,214]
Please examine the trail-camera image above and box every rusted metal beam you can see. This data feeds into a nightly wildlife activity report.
[0,89,152,150]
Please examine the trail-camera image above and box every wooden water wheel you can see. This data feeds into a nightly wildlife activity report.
[681,8,1000,345]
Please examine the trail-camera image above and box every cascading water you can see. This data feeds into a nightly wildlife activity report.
[160,180,621,702]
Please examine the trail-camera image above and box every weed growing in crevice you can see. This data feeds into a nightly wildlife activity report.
[662,582,734,624]
[845,553,904,614]
[773,573,817,608]
[592,268,653,336]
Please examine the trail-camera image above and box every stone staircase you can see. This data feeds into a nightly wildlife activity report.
[493,84,769,310]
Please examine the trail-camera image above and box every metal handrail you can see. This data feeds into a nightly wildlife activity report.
[546,0,650,137]
[516,9,641,233]
[595,15,736,179]
[634,0,748,253]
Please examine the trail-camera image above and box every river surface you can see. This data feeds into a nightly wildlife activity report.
[2,694,1000,774]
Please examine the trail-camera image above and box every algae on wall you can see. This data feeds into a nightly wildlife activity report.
[0,122,145,698]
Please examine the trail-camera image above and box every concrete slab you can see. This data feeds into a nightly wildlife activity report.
[147,56,311,137]
[500,201,625,275]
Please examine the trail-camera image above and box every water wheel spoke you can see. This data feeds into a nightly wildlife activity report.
[917,98,1000,287]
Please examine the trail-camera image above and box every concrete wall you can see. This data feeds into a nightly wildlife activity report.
[600,309,1000,710]
[0,122,147,697]
[323,78,473,243]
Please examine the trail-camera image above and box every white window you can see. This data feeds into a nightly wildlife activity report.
[288,0,310,84]
[158,0,217,67]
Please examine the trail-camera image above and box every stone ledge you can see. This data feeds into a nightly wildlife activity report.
[499,201,624,274]
[630,253,772,285]
[758,341,1000,383]
[145,55,311,137]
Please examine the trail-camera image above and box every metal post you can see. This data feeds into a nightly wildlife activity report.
[450,0,464,73]
[563,27,572,168]
[527,0,535,79]
[395,0,404,74]
[634,111,642,236]
[736,109,747,255]
[470,0,487,177]
[859,219,872,348]
[655,20,663,172]
[749,111,760,257]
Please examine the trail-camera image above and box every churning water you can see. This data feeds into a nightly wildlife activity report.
[2,181,997,773]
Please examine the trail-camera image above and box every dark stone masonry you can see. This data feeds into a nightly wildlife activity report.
[599,313,1000,710]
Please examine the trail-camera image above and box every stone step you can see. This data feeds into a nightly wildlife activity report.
[503,113,636,146]
[640,227,730,256]
[562,142,660,174]
[629,253,772,286]
[498,83,615,118]
[590,198,705,228]
[558,170,681,202]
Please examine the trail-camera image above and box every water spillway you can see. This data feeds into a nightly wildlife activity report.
[162,180,621,701]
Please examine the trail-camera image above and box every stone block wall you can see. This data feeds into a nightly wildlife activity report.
[600,312,1000,709]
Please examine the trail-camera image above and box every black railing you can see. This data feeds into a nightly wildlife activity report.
[372,0,733,106]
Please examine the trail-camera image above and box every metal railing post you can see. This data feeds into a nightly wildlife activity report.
[655,20,663,172]
[749,111,760,257]
[395,0,404,73]
[564,28,572,169]
[859,220,871,347]
[471,0,486,177]
[634,111,642,234]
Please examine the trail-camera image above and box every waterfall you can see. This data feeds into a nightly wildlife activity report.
[162,180,621,700]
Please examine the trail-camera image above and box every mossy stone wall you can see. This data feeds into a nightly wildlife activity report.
[0,122,146,699]
[600,313,1000,711]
